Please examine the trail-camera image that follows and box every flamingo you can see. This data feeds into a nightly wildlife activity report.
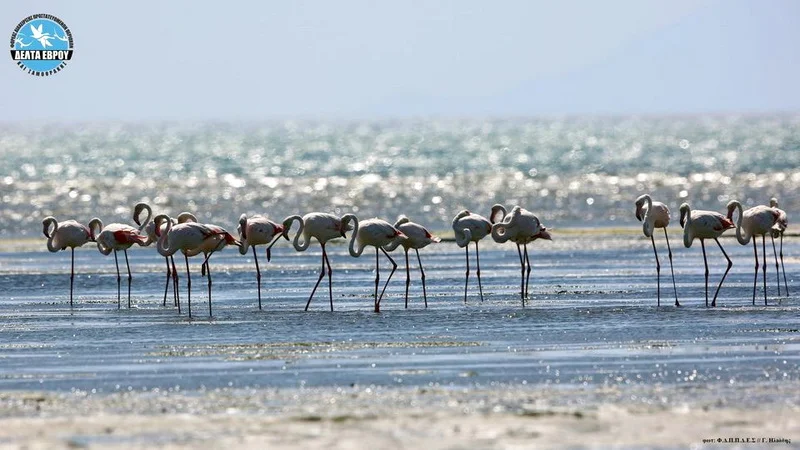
[154,214,240,318]
[634,195,679,307]
[726,200,781,306]
[383,216,441,308]
[678,203,735,307]
[490,205,552,306]
[87,218,148,309]
[134,202,180,308]
[346,217,406,313]
[452,210,492,303]
[42,217,93,306]
[282,213,354,311]
[237,214,289,310]
[770,198,789,296]
[184,221,240,317]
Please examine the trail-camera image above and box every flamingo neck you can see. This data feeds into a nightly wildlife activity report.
[238,215,249,255]
[43,217,59,252]
[491,223,511,243]
[285,216,308,251]
[87,218,103,242]
[455,227,473,247]
[156,216,177,257]
[383,237,403,252]
[343,214,363,257]
[681,207,693,248]
[46,235,59,252]
[730,201,750,245]
[642,195,654,238]
[136,204,153,233]
[96,236,113,256]
[490,204,506,224]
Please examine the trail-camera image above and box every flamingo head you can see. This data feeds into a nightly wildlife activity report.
[339,216,355,237]
[87,218,103,242]
[424,229,442,243]
[770,197,779,208]
[271,223,288,240]
[538,226,553,241]
[725,200,740,221]
[223,232,241,247]
[678,203,690,229]
[153,214,171,237]
[42,217,56,239]
[635,195,654,222]
[238,214,248,240]
[177,212,198,223]
[133,203,150,226]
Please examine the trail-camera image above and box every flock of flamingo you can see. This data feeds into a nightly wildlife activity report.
[636,195,789,308]
[41,196,788,317]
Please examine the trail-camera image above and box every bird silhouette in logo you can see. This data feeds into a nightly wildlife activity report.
[29,24,53,48]
[52,28,69,43]
[14,36,32,48]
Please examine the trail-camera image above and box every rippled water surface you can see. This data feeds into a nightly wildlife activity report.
[1,116,799,236]
[0,234,798,405]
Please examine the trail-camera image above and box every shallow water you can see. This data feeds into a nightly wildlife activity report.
[1,233,798,408]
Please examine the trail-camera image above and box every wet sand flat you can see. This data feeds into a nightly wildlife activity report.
[1,384,798,449]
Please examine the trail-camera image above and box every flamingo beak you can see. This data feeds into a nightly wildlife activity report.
[274,224,289,241]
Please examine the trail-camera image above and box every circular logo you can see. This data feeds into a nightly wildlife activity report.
[9,14,73,76]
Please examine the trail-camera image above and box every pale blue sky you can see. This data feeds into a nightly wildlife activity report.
[2,0,799,121]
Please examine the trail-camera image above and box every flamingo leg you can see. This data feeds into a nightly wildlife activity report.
[700,240,709,307]
[711,238,732,307]
[206,254,213,317]
[124,250,132,308]
[475,241,484,302]
[771,235,781,297]
[650,234,661,306]
[113,250,121,309]
[404,248,410,309]
[663,228,679,307]
[374,246,380,311]
[751,239,759,305]
[780,233,789,296]
[324,245,334,312]
[70,247,75,308]
[524,243,531,300]
[463,244,470,304]
[762,235,768,306]
[416,249,428,309]
[185,253,192,318]
[516,243,524,303]
[305,244,326,311]
[266,233,282,262]
[252,245,262,310]
[163,257,171,306]
[170,256,180,314]
[376,247,397,312]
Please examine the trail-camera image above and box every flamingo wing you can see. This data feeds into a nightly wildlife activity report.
[112,229,147,245]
